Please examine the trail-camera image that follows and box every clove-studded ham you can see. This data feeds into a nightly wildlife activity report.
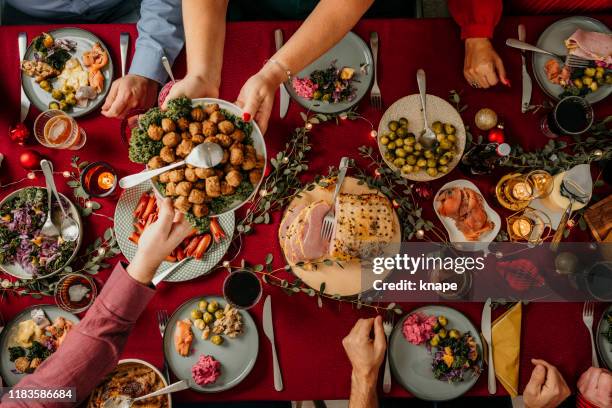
[282,201,330,263]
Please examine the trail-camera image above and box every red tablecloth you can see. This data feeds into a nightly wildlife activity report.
[1,16,611,402]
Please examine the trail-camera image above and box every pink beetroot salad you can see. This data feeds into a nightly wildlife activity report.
[191,355,221,386]
[402,312,437,345]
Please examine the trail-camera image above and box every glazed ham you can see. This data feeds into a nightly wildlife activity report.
[436,187,494,241]
[565,29,612,66]
[282,201,330,263]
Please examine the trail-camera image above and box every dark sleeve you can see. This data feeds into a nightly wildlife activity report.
[448,0,503,39]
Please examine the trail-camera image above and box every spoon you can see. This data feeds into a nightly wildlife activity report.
[40,160,61,239]
[416,69,437,148]
[119,142,224,189]
[102,379,189,408]
[161,56,175,82]
[40,160,79,241]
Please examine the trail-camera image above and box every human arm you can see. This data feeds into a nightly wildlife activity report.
[235,0,374,133]
[447,0,509,88]
[2,199,192,407]
[343,316,386,408]
[523,359,571,408]
[577,367,612,408]
[162,0,229,107]
[102,0,184,118]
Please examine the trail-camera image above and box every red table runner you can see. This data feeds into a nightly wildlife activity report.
[1,16,611,402]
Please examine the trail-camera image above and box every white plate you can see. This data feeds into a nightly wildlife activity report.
[597,304,612,369]
[433,179,501,252]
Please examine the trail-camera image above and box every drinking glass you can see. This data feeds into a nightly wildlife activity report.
[540,96,593,138]
[34,110,87,150]
[223,270,263,310]
[54,273,97,313]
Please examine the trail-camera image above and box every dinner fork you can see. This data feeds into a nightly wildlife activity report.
[505,38,591,69]
[582,301,599,368]
[157,310,172,381]
[565,55,591,69]
[369,32,382,110]
[321,157,350,241]
[382,315,393,393]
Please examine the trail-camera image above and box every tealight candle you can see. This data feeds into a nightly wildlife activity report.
[511,217,533,238]
[81,161,118,198]
[511,182,533,201]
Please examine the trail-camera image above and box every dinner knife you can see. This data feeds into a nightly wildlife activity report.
[18,32,30,122]
[120,32,130,77]
[482,297,496,394]
[518,24,532,113]
[274,29,290,119]
[152,257,192,286]
[263,295,283,391]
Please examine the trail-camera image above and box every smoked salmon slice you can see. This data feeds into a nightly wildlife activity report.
[174,319,193,357]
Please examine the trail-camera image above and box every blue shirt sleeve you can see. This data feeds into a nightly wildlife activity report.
[129,0,184,84]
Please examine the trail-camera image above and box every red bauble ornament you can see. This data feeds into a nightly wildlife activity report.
[19,150,41,170]
[487,123,505,144]
[9,123,31,145]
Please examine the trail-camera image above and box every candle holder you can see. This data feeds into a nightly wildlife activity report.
[80,161,118,198]
[506,207,552,245]
[496,170,553,210]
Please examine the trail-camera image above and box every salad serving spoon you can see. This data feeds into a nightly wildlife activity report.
[102,380,189,408]
[40,160,79,242]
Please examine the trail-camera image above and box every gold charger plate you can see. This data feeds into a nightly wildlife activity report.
[278,177,402,297]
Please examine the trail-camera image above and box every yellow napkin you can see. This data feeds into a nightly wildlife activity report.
[492,302,522,398]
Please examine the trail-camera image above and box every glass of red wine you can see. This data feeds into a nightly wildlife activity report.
[541,96,594,138]
[223,270,263,310]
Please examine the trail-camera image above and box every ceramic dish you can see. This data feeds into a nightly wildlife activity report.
[597,304,612,369]
[21,27,114,117]
[377,94,466,181]
[433,179,501,252]
[0,305,80,387]
[162,296,258,393]
[533,16,611,104]
[389,305,482,401]
[114,183,234,282]
[285,32,373,114]
[0,187,83,280]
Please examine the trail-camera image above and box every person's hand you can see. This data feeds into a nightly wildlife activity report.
[524,359,571,408]
[464,38,509,89]
[102,74,159,119]
[127,198,193,284]
[342,316,387,384]
[578,367,612,407]
[235,63,285,134]
[161,73,220,109]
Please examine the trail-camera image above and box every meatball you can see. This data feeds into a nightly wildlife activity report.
[168,169,185,183]
[242,155,256,171]
[185,167,198,182]
[189,122,202,136]
[147,124,164,141]
[164,181,177,196]
[230,144,244,166]
[218,120,235,135]
[147,156,164,169]
[221,149,230,164]
[177,117,190,131]
[188,188,206,204]
[202,121,217,137]
[181,132,191,141]
[216,134,233,148]
[205,176,221,198]
[162,131,180,147]
[230,129,246,143]
[161,118,176,132]
[191,107,206,121]
[195,168,216,179]
[221,181,236,196]
[204,103,220,115]
[174,196,191,212]
[193,204,209,217]
[226,170,243,187]
[191,134,205,144]
[209,111,225,124]
[176,139,194,158]
[160,146,176,163]
[249,169,263,185]
[176,181,193,197]
[159,171,171,183]
[203,136,219,145]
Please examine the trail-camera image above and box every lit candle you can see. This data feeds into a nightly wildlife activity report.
[97,171,116,190]
[512,182,533,201]
[511,218,533,238]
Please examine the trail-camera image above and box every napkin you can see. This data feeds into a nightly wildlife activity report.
[492,302,522,398]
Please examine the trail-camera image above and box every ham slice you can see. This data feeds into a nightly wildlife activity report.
[565,29,612,66]
[282,201,330,263]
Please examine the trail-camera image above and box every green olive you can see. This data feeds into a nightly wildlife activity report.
[388,121,399,131]
[48,101,60,110]
[191,309,203,320]
[584,67,596,77]
[416,158,427,168]
[380,136,390,145]
[438,156,449,165]
[589,81,598,92]
[405,135,416,146]
[438,328,447,338]
[395,148,406,158]
[51,89,64,100]
[203,312,214,324]
[64,93,77,106]
[395,138,404,147]
[393,158,405,167]
[62,85,75,94]
[447,134,457,143]
[438,165,449,173]
[214,310,224,320]
[414,142,423,152]
[313,90,322,100]
[430,334,440,347]
[449,329,460,339]
[431,121,443,134]
[444,123,456,135]
[210,335,224,345]
[426,167,438,177]
[387,142,396,150]
[207,301,219,313]
[424,150,434,159]
[403,145,414,153]
[401,164,414,174]
[59,100,69,111]
[606,74,612,85]
[439,140,452,150]
[436,133,446,143]
[396,127,407,137]
[388,131,397,141]
[398,117,409,126]
[438,316,448,327]
[583,76,593,86]
[406,155,417,165]
[427,159,437,168]
[384,152,394,161]
[198,300,208,312]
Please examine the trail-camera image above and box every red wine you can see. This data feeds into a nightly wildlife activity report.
[223,270,262,309]
[543,96,593,137]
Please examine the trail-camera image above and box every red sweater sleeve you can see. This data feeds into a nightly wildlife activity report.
[448,0,503,39]
[1,263,155,408]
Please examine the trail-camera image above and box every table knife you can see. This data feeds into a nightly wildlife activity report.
[482,298,496,394]
[120,33,130,77]
[263,295,283,391]
[518,24,532,113]
[18,32,29,122]
[274,29,290,119]
[152,257,191,286]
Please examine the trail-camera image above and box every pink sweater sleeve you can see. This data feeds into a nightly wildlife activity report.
[2,263,155,408]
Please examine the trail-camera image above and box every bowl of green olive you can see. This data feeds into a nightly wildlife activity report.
[377,94,466,181]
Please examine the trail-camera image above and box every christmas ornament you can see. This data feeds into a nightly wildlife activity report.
[554,252,578,275]
[475,108,498,131]
[487,123,505,144]
[9,123,31,145]
[415,183,432,199]
[19,150,42,170]
[592,149,603,160]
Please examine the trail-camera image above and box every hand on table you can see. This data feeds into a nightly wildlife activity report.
[463,38,509,89]
[102,74,159,119]
[127,198,193,284]
[343,316,387,383]
[161,73,220,109]
[578,367,612,408]
[524,359,571,408]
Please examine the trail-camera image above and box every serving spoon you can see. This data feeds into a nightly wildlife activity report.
[102,380,189,408]
[119,142,224,189]
[40,159,79,242]
[416,69,437,148]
